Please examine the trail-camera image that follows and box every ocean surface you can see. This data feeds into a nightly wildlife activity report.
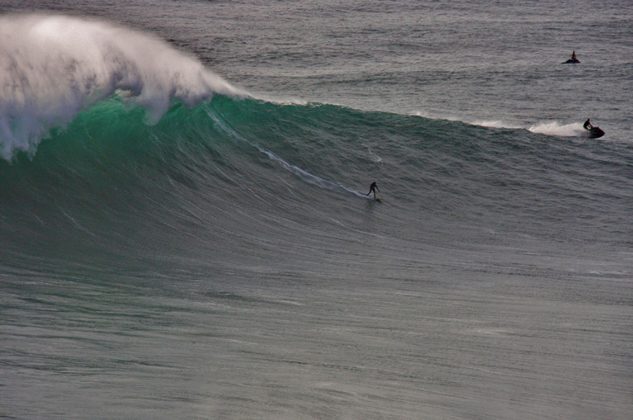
[1,1,632,418]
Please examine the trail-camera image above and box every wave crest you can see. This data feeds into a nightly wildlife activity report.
[0,14,243,160]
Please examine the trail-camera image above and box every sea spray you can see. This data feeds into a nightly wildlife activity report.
[528,121,586,137]
[0,14,243,160]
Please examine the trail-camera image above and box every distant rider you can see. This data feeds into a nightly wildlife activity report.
[583,118,593,130]
[367,181,379,199]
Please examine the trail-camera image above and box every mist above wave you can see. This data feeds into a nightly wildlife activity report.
[0,14,243,160]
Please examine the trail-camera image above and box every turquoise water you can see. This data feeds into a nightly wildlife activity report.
[1,3,632,419]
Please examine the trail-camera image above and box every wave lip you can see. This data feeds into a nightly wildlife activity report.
[0,14,244,160]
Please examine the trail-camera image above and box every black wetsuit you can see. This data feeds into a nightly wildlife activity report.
[583,119,592,130]
[367,182,379,199]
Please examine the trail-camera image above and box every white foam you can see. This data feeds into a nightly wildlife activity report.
[412,110,461,122]
[413,111,523,130]
[0,14,245,159]
[366,145,383,163]
[413,110,588,138]
[471,120,523,129]
[528,121,585,137]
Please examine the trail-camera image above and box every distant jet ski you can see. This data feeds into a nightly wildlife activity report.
[563,50,580,64]
[587,126,605,139]
[583,118,604,138]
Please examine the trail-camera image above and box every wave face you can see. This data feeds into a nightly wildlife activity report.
[3,12,633,420]
[2,93,632,269]
[1,15,631,265]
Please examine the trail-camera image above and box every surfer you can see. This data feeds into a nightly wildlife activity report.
[366,181,379,199]
[565,50,580,64]
[583,118,593,130]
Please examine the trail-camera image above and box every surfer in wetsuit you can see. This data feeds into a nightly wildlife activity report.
[366,181,379,199]
[565,50,580,64]
[583,118,593,130]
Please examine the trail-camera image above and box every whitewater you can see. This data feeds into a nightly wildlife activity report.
[2,2,633,419]
[0,14,244,159]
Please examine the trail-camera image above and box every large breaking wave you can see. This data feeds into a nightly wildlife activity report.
[1,15,631,264]
[0,14,243,159]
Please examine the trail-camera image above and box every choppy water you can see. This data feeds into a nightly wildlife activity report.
[1,2,632,419]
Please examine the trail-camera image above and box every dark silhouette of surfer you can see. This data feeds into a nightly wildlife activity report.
[583,118,593,130]
[366,181,379,199]
[564,50,580,64]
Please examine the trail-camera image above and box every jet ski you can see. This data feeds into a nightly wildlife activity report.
[587,126,605,139]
